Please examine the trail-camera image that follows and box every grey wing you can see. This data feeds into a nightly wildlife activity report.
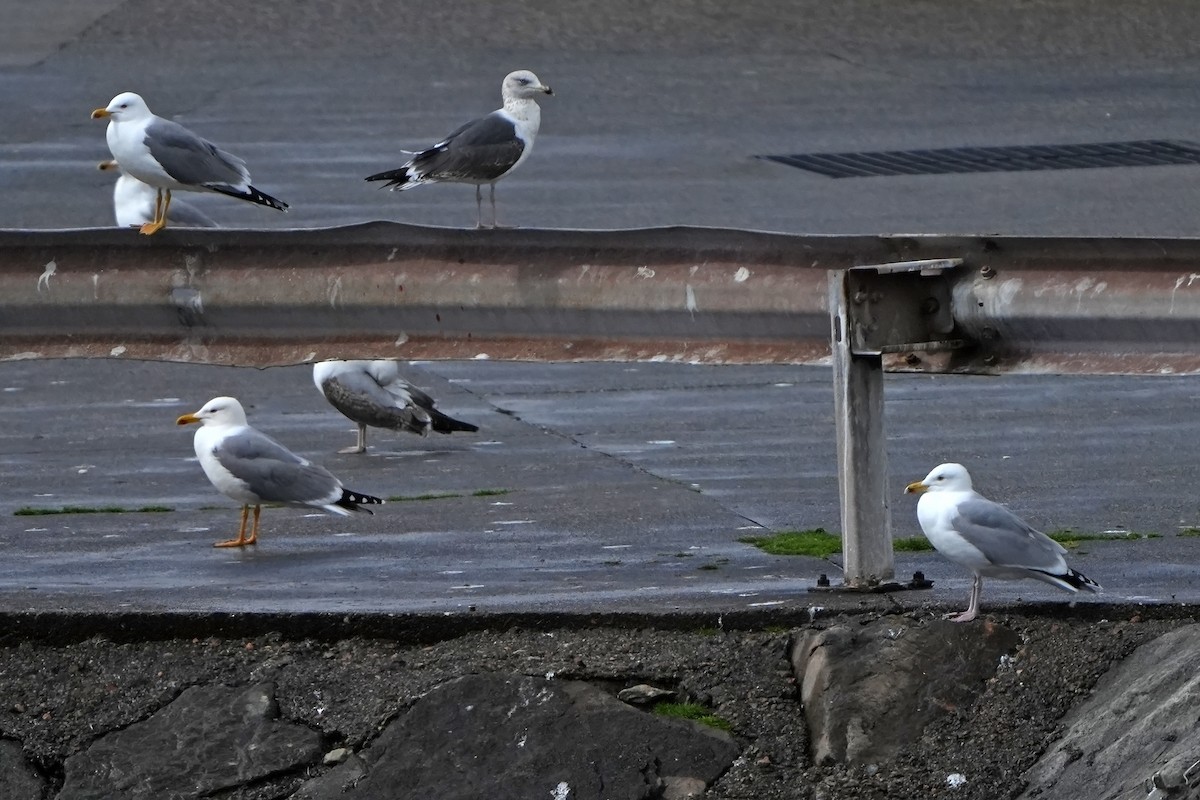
[321,372,432,435]
[414,112,525,182]
[951,497,1067,570]
[214,428,342,505]
[145,118,250,187]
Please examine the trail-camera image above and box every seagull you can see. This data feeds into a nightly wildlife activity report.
[177,396,383,548]
[904,463,1100,622]
[313,360,479,454]
[91,92,287,235]
[365,70,553,228]
[98,160,217,229]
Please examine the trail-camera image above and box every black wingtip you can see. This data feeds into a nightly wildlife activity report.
[364,167,412,189]
[430,410,480,434]
[207,183,289,211]
[337,489,385,513]
[1060,569,1102,593]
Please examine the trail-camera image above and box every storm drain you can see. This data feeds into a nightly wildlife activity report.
[756,140,1200,179]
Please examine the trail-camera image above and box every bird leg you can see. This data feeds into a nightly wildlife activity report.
[338,423,368,454]
[489,183,501,229]
[214,504,259,548]
[474,185,485,229]
[946,574,983,623]
[140,188,171,235]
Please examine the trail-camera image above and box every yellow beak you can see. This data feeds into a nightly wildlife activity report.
[904,480,928,495]
[176,413,200,426]
[91,108,111,119]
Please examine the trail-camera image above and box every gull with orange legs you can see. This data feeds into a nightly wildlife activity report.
[177,396,382,548]
[92,92,287,235]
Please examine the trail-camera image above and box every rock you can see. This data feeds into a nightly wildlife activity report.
[58,683,323,800]
[323,746,351,765]
[298,673,739,800]
[0,739,46,800]
[662,775,708,798]
[1019,624,1200,799]
[617,683,676,705]
[792,615,1020,765]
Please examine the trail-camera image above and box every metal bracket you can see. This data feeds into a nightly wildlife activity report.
[809,571,934,594]
[845,258,965,355]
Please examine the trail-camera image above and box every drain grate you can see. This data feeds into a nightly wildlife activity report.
[756,140,1200,179]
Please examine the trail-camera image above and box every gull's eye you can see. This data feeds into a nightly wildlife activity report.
[518,77,531,85]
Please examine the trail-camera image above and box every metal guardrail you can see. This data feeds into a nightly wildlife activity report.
[5,224,1200,588]
[5,225,1200,371]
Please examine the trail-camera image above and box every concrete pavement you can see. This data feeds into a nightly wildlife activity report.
[1,358,1198,616]
[2,1,1200,235]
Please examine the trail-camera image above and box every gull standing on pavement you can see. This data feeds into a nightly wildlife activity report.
[905,462,1100,622]
[313,360,479,454]
[177,396,383,548]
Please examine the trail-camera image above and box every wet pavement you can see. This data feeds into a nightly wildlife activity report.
[2,1,1200,236]
[2,358,1198,616]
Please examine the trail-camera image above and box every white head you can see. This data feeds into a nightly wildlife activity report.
[176,396,249,428]
[905,462,974,495]
[91,92,153,122]
[501,70,553,102]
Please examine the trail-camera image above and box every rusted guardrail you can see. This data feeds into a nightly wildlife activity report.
[5,224,1200,589]
[4,225,1200,372]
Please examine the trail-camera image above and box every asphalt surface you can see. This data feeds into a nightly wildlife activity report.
[2,1,1200,235]
[3,2,1200,618]
[2,358,1199,615]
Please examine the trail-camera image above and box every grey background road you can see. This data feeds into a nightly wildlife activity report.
[3,2,1200,616]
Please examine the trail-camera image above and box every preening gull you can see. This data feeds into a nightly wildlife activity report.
[365,70,553,228]
[905,463,1100,622]
[314,360,479,454]
[98,159,217,229]
[91,92,287,235]
[177,396,383,548]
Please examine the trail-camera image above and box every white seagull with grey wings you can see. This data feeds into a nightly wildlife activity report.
[177,396,382,548]
[366,70,553,228]
[313,360,479,454]
[91,92,287,235]
[98,159,217,229]
[905,463,1100,622]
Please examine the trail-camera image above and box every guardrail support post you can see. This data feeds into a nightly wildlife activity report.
[824,258,964,591]
[829,269,894,587]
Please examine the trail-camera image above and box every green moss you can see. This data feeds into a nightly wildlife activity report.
[385,492,462,502]
[472,488,511,497]
[652,702,732,732]
[1047,530,1161,546]
[738,528,841,557]
[14,505,172,516]
[697,563,720,571]
[893,536,934,552]
[1180,528,1200,537]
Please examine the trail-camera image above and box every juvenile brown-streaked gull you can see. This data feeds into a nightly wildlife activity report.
[91,92,287,235]
[904,462,1100,622]
[365,70,553,228]
[97,159,217,229]
[313,360,479,454]
[176,396,383,548]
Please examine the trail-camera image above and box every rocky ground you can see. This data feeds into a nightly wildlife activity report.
[0,604,1190,799]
